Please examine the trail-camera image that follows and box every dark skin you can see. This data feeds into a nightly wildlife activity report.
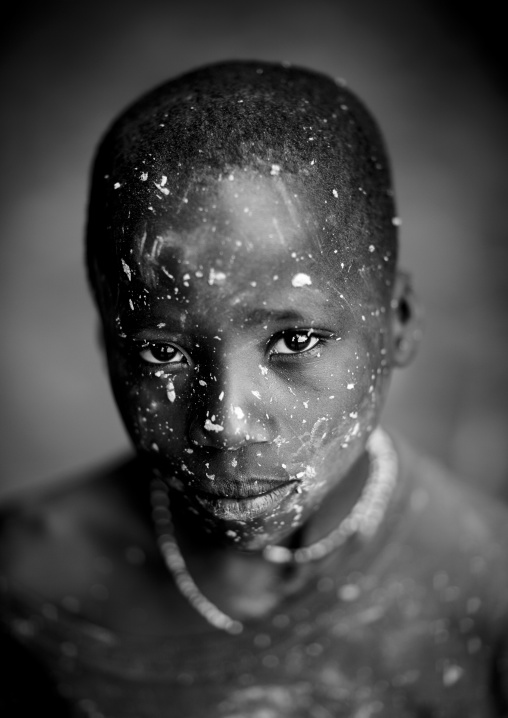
[1,166,418,638]
[106,168,418,624]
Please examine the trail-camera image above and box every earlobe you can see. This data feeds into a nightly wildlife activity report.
[390,270,423,368]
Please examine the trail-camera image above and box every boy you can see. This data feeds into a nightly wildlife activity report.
[1,60,508,717]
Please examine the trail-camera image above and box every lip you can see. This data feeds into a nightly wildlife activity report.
[194,482,296,520]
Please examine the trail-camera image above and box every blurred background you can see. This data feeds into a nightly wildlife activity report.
[1,0,507,497]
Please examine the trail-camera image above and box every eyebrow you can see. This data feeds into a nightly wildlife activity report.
[118,304,188,333]
[244,308,307,325]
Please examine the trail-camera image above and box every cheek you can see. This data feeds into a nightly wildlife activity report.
[276,362,387,488]
[110,359,188,452]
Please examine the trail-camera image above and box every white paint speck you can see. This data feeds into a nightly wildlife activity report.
[140,172,148,181]
[166,380,176,403]
[232,406,245,420]
[332,188,338,198]
[339,584,361,602]
[121,259,132,280]
[259,364,268,376]
[270,164,281,176]
[114,182,121,189]
[443,665,464,687]
[161,267,174,281]
[368,244,375,253]
[347,383,355,390]
[291,273,312,288]
[204,419,224,432]
[208,268,227,285]
[392,216,402,226]
[218,391,224,401]
[251,391,261,400]
[128,299,134,311]
[154,182,169,195]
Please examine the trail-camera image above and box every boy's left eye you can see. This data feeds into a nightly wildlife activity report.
[140,342,187,364]
[270,331,321,355]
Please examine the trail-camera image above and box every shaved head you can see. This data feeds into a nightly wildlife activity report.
[86,60,398,310]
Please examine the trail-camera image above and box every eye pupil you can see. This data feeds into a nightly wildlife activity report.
[148,344,177,361]
[284,333,312,351]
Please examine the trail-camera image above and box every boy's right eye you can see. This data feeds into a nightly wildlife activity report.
[139,342,188,365]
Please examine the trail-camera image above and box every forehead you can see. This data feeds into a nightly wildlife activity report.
[149,169,313,238]
[106,168,390,332]
[127,171,326,287]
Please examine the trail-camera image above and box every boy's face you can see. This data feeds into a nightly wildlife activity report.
[104,170,393,550]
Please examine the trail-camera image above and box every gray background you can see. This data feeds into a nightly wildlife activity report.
[1,0,507,496]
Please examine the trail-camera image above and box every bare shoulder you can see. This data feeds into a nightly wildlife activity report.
[409,447,508,549]
[0,456,156,601]
[400,440,508,614]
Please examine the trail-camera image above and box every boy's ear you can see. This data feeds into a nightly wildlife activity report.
[390,270,422,367]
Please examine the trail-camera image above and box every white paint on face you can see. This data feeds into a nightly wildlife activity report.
[208,268,227,285]
[232,406,245,420]
[108,170,393,551]
[204,418,224,432]
[166,379,176,403]
[121,259,132,281]
[291,273,312,288]
[154,181,170,195]
[295,465,316,480]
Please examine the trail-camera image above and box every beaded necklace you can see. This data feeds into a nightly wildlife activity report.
[150,427,398,635]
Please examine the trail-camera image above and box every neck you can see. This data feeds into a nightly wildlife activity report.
[150,428,398,627]
[296,449,370,549]
[158,449,371,621]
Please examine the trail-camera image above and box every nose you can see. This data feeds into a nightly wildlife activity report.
[187,357,273,450]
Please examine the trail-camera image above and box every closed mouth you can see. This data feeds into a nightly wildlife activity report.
[198,477,292,498]
[194,482,296,520]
